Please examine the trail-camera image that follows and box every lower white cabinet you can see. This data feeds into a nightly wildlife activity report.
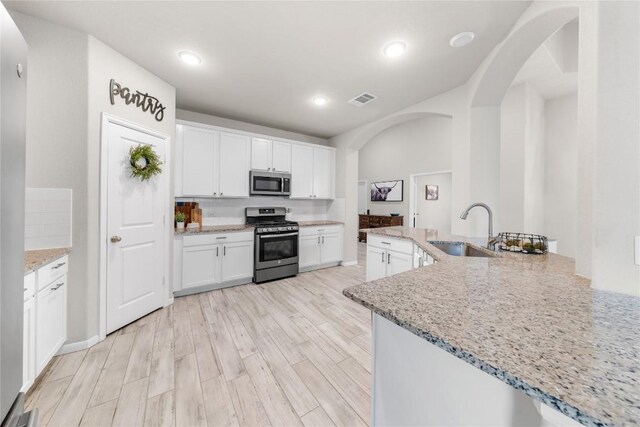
[175,231,254,295]
[298,225,343,271]
[23,256,68,391]
[366,235,416,281]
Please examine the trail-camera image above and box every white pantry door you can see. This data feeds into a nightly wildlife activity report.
[106,122,165,334]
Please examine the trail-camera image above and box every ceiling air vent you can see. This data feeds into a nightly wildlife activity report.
[348,92,377,107]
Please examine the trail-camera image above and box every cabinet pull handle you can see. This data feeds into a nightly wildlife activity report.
[220,192,223,196]
[216,247,219,257]
[51,262,65,269]
[223,246,226,256]
[317,236,320,244]
[214,192,217,196]
[24,288,28,292]
[380,241,391,245]
[216,236,227,239]
[387,253,391,264]
[51,283,64,291]
[322,236,324,244]
[381,252,385,263]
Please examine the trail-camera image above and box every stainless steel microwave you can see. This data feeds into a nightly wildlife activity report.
[250,170,291,196]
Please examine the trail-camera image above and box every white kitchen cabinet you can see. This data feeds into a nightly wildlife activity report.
[291,144,314,199]
[182,244,220,290]
[251,138,291,173]
[312,147,335,199]
[219,132,250,197]
[36,274,67,373]
[298,225,343,271]
[271,140,292,173]
[291,144,335,199]
[181,125,217,196]
[367,235,417,281]
[22,272,36,392]
[221,240,254,282]
[177,124,250,198]
[176,232,254,295]
[366,245,387,281]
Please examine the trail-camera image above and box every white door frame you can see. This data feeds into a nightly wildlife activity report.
[409,170,452,228]
[99,113,172,340]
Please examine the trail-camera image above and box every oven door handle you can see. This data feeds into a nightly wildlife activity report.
[259,232,299,239]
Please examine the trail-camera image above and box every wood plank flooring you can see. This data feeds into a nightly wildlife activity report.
[26,243,370,427]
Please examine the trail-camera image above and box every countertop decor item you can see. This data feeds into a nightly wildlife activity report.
[175,211,186,229]
[129,144,162,181]
[390,213,400,216]
[497,232,548,254]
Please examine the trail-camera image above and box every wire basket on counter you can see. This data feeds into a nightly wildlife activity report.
[497,232,548,254]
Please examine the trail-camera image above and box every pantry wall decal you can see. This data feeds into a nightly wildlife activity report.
[109,79,166,122]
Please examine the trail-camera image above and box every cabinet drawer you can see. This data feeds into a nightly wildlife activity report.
[37,255,68,291]
[369,217,382,226]
[183,231,253,247]
[24,272,36,301]
[368,234,413,255]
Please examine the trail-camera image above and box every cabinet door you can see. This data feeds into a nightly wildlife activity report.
[298,234,321,268]
[271,140,292,173]
[320,232,342,264]
[387,250,414,277]
[219,132,250,197]
[23,297,35,389]
[366,246,387,282]
[182,126,217,196]
[290,144,314,199]
[251,138,271,171]
[221,241,254,282]
[182,245,221,289]
[36,277,66,372]
[312,147,335,199]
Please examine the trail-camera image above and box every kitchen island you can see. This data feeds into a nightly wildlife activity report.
[343,227,639,427]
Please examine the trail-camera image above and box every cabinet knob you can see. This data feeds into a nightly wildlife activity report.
[110,235,122,243]
[220,192,223,196]
[213,192,217,196]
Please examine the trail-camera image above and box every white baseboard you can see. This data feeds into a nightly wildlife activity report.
[341,260,358,266]
[57,335,100,355]
[164,297,174,307]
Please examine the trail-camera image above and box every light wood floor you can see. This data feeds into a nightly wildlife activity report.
[26,243,370,427]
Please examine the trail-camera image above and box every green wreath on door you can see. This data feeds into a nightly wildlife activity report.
[129,145,163,181]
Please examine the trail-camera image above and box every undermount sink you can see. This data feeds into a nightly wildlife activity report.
[428,242,495,258]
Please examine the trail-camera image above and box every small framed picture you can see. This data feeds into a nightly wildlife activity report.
[426,185,439,200]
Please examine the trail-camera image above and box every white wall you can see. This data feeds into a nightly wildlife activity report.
[13,12,176,343]
[544,93,577,259]
[416,173,452,232]
[176,109,329,146]
[523,84,545,234]
[358,116,453,219]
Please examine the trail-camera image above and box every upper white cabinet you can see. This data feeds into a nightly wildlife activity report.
[176,124,250,198]
[177,121,334,199]
[219,132,251,197]
[251,138,291,173]
[291,144,335,200]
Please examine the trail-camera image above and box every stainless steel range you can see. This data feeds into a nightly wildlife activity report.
[246,207,299,283]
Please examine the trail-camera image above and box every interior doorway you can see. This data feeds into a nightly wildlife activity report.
[357,180,367,214]
[409,171,452,231]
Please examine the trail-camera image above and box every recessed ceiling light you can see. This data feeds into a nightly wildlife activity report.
[383,41,407,58]
[449,32,475,48]
[178,51,202,65]
[312,96,328,106]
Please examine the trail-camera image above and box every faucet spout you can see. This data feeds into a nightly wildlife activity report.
[459,202,494,246]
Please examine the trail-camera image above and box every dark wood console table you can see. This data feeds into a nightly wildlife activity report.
[358,214,404,242]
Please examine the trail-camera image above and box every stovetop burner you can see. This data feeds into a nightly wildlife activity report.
[245,207,299,234]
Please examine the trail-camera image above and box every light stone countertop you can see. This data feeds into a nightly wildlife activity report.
[344,226,640,427]
[24,247,71,274]
[174,224,254,236]
[297,220,344,227]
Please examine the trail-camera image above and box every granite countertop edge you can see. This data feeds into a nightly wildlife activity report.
[174,220,344,236]
[24,247,72,274]
[342,289,605,427]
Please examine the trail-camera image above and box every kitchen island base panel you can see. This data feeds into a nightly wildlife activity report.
[372,314,581,427]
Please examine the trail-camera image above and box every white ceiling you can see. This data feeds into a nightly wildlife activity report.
[6,1,531,138]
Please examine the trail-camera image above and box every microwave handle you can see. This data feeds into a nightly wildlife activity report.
[281,177,284,191]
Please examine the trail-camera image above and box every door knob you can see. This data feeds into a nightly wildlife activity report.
[110,235,122,243]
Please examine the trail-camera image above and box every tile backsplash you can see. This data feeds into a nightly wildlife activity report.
[25,188,72,250]
[176,197,332,225]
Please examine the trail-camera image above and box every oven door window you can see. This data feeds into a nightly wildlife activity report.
[259,234,298,262]
[253,176,282,193]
